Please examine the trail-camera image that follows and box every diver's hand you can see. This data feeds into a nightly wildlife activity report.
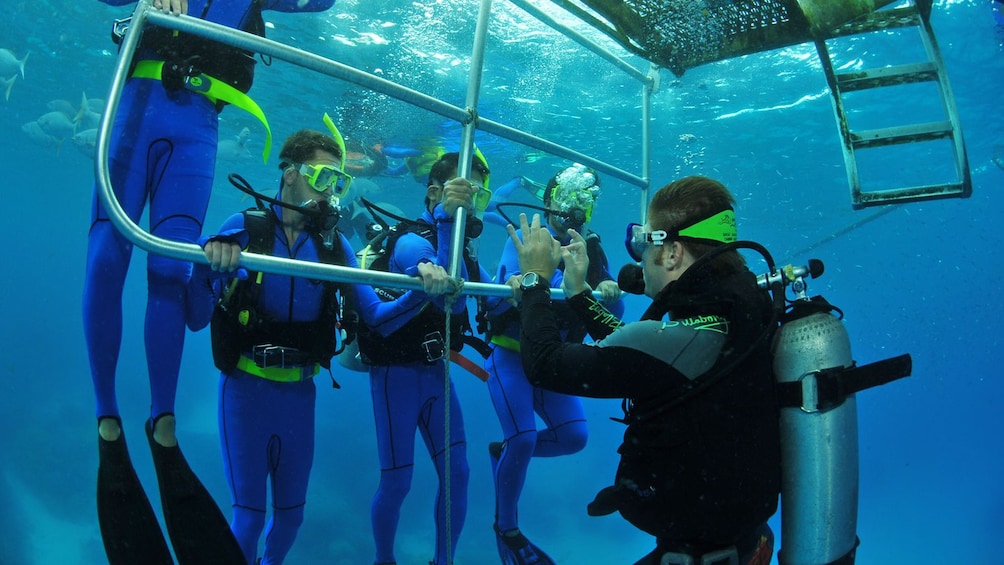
[596,279,622,303]
[507,213,560,281]
[152,0,188,16]
[204,239,242,273]
[416,261,454,296]
[560,228,590,296]
[441,178,476,218]
[504,274,522,306]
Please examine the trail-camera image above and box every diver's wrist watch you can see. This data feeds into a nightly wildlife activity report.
[520,271,545,291]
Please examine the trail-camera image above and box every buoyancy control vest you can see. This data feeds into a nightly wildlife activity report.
[210,208,349,373]
[355,220,490,366]
[599,267,782,545]
[133,0,266,99]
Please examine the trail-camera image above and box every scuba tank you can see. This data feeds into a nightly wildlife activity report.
[767,263,912,565]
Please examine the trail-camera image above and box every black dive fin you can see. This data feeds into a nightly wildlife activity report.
[494,524,556,565]
[97,431,173,565]
[145,419,246,565]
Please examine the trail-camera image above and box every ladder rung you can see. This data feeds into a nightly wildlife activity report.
[829,5,921,38]
[851,121,953,149]
[853,181,971,208]
[836,62,938,92]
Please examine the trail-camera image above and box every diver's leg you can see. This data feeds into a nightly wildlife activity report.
[260,378,316,565]
[370,365,421,564]
[142,90,243,564]
[89,80,172,565]
[486,346,536,532]
[419,367,468,565]
[486,347,556,565]
[531,387,587,458]
[220,372,271,563]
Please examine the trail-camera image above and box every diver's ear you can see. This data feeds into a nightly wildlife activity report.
[282,165,298,187]
[426,182,442,203]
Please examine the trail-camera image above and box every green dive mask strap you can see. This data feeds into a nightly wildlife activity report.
[322,112,347,171]
[473,145,490,190]
[675,208,737,244]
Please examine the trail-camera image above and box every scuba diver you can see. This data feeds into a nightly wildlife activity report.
[356,151,506,565]
[506,176,780,565]
[186,126,453,564]
[483,164,624,564]
[86,1,334,564]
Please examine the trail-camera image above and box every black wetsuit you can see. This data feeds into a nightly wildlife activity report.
[519,266,781,559]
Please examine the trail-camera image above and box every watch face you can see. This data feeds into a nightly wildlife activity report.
[521,272,540,289]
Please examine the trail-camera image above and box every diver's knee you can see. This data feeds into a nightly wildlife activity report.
[561,422,588,454]
[147,255,192,287]
[377,468,413,501]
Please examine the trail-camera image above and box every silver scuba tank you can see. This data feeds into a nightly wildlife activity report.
[772,306,858,565]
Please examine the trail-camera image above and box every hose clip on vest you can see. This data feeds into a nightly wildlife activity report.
[421,332,446,363]
[111,16,131,45]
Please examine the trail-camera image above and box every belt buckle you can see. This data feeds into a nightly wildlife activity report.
[421,332,445,362]
[253,344,305,369]
[700,547,738,565]
[253,344,281,369]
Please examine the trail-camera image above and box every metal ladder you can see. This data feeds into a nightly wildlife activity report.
[814,0,971,209]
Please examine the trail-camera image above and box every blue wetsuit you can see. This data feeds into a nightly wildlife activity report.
[486,227,625,535]
[189,201,429,565]
[368,207,499,565]
[85,0,333,423]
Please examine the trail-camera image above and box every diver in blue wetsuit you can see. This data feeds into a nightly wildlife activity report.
[86,1,334,564]
[187,128,453,565]
[357,151,503,565]
[485,164,624,564]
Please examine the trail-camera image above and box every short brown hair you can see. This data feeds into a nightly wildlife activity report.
[277,130,343,169]
[649,175,745,275]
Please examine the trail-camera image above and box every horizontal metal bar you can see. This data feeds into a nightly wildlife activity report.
[850,121,953,148]
[852,181,970,208]
[827,5,921,39]
[836,61,938,91]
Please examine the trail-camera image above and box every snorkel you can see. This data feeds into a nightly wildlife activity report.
[315,113,352,249]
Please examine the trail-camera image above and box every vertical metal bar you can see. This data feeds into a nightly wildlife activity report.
[639,63,656,222]
[449,0,494,279]
[915,2,971,195]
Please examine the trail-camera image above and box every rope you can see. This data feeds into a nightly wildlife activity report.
[441,279,462,565]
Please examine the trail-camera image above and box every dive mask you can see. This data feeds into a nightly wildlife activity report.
[625,208,738,262]
[295,162,353,199]
[551,163,600,225]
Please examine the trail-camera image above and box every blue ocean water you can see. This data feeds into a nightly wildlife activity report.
[1,0,1001,563]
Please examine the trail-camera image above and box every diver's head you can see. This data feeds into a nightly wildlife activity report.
[277,129,351,234]
[544,163,601,233]
[634,175,741,297]
[424,150,492,216]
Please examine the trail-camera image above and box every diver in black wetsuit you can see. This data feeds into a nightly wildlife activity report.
[506,176,781,565]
